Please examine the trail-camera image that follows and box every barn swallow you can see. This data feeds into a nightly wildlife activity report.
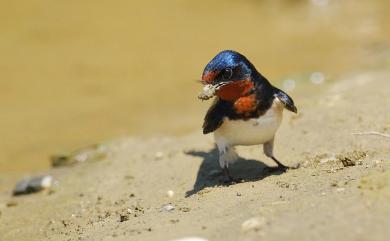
[198,50,298,182]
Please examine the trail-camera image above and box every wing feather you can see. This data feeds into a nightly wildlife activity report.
[273,87,297,113]
[202,98,229,134]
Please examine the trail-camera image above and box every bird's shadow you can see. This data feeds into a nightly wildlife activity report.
[185,147,283,197]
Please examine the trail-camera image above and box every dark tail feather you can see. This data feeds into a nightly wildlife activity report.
[273,87,297,113]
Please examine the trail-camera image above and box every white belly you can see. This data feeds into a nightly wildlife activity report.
[214,100,284,146]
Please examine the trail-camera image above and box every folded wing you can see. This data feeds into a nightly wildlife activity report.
[273,87,297,113]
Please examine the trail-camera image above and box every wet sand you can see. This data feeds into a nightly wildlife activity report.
[1,71,389,241]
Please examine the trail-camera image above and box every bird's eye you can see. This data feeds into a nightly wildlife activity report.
[221,68,233,80]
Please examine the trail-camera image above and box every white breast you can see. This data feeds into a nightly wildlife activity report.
[214,99,284,146]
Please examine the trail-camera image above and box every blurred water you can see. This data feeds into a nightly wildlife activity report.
[0,0,389,175]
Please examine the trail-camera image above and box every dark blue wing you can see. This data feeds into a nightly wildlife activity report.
[202,98,230,134]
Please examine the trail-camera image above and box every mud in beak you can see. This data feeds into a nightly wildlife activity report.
[197,81,232,100]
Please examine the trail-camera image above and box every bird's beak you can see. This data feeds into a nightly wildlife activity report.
[198,81,232,100]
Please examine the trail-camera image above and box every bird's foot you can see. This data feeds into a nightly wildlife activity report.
[264,163,300,173]
[268,157,300,173]
[263,165,287,173]
[221,165,245,184]
[222,166,233,183]
[221,176,243,185]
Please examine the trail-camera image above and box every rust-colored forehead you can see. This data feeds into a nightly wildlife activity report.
[201,70,219,84]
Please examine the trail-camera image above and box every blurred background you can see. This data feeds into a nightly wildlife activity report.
[0,0,389,178]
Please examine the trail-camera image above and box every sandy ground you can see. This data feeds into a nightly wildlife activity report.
[2,0,389,175]
[0,71,389,241]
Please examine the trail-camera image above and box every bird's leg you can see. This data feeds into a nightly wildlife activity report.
[215,138,238,183]
[270,156,289,171]
[223,165,233,183]
[263,138,289,171]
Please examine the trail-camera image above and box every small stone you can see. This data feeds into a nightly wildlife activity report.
[119,214,130,222]
[241,216,267,233]
[340,157,356,167]
[154,152,164,160]
[337,151,367,167]
[51,144,108,167]
[167,190,174,198]
[236,192,242,197]
[180,207,191,212]
[13,175,53,196]
[134,204,144,213]
[160,204,175,212]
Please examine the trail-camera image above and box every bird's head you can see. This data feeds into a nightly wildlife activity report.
[200,50,263,101]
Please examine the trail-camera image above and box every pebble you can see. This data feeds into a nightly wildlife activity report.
[13,175,53,196]
[51,144,108,167]
[241,216,267,233]
[179,207,191,212]
[119,214,130,222]
[169,237,209,241]
[155,151,164,160]
[160,204,175,212]
[167,190,175,198]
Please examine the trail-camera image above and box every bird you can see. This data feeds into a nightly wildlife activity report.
[198,50,298,182]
